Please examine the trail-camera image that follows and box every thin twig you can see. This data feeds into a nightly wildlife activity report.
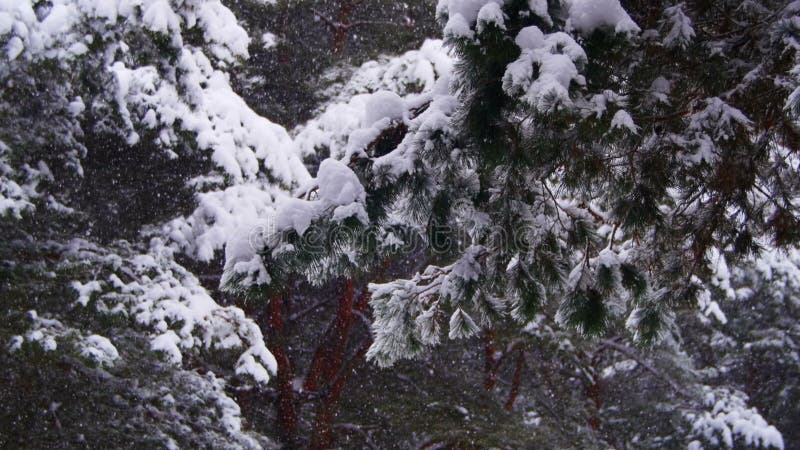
[288,297,333,322]
[598,339,691,398]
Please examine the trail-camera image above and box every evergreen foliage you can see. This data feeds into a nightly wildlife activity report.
[227,0,800,365]
[2,0,799,447]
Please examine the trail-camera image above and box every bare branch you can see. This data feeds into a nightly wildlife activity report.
[349,20,403,29]
[288,297,333,322]
[599,339,691,398]
[311,8,340,31]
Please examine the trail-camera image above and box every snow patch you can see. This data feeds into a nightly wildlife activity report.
[475,2,506,34]
[363,90,406,126]
[503,31,587,112]
[80,334,120,367]
[610,110,638,134]
[563,0,640,35]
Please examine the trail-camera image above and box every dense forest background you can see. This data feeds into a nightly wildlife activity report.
[1,0,799,449]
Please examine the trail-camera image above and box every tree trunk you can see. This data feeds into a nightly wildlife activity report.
[268,293,299,447]
[304,279,355,392]
[309,339,371,450]
[483,328,498,390]
[505,348,525,411]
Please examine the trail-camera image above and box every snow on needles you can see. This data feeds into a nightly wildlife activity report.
[317,159,368,218]
[1,0,310,185]
[0,141,35,218]
[0,0,314,269]
[222,160,369,288]
[439,0,639,40]
[163,180,284,262]
[295,39,451,161]
[280,159,368,232]
[687,387,784,449]
[168,40,451,292]
[563,0,640,35]
[437,0,640,114]
[109,41,309,185]
[62,239,278,384]
[439,0,503,39]
[503,26,587,112]
[363,91,406,127]
[1,0,251,63]
[663,3,695,49]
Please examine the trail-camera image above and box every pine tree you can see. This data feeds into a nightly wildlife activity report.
[0,0,310,446]
[4,0,797,447]
[224,0,800,373]
[364,0,800,363]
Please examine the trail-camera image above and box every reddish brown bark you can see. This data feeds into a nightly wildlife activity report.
[259,277,374,448]
[483,328,498,390]
[587,377,602,431]
[504,348,525,411]
[331,28,348,55]
[332,0,354,54]
[309,339,372,450]
[302,279,374,449]
[304,279,355,392]
[316,0,409,56]
[315,0,358,55]
[582,351,603,432]
[267,293,299,447]
[354,288,370,313]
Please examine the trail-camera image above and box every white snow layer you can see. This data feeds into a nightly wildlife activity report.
[563,0,640,35]
[62,239,278,384]
[503,27,587,112]
[282,158,368,231]
[295,39,451,160]
[221,160,369,287]
[475,2,506,34]
[688,387,784,449]
[109,48,310,185]
[439,0,503,38]
[1,0,252,63]
[1,0,310,185]
[363,90,406,127]
[439,0,639,38]
[80,334,120,367]
[663,3,695,49]
[262,32,277,50]
[317,159,367,208]
[1,0,315,270]
[0,142,36,218]
[163,180,283,261]
[610,109,638,134]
